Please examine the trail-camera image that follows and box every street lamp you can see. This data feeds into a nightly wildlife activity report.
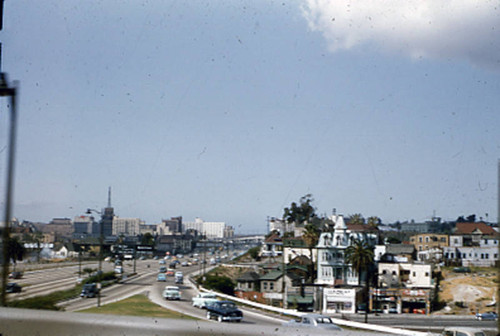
[0,73,17,307]
[86,208,103,308]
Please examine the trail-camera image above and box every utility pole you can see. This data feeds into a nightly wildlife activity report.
[0,0,18,308]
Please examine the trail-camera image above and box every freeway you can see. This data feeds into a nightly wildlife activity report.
[5,259,498,335]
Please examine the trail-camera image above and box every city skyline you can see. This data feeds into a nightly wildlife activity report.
[0,1,499,234]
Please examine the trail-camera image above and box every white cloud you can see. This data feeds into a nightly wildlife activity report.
[301,0,500,69]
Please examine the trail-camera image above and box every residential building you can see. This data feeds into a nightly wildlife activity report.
[316,215,378,286]
[374,244,416,263]
[410,233,449,252]
[261,232,283,257]
[372,262,434,314]
[443,222,499,267]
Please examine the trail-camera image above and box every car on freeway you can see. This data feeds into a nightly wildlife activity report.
[159,266,167,273]
[157,273,166,282]
[181,261,188,267]
[80,283,99,298]
[206,301,243,323]
[166,268,175,276]
[8,271,23,279]
[159,259,166,265]
[441,327,486,336]
[174,271,184,284]
[192,292,219,309]
[282,314,341,331]
[6,282,22,293]
[475,311,497,321]
[163,286,181,300]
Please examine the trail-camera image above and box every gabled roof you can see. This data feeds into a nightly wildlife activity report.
[259,271,283,281]
[237,271,260,282]
[347,224,378,233]
[265,233,282,243]
[455,222,497,235]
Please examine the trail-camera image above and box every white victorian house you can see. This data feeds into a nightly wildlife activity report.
[316,215,378,286]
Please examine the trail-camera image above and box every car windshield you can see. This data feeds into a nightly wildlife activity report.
[220,303,235,308]
[316,317,333,324]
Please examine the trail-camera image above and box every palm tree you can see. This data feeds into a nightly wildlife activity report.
[302,223,320,282]
[348,213,365,225]
[344,238,374,323]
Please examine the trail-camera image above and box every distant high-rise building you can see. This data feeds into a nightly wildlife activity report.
[112,217,143,236]
[101,187,114,237]
[162,216,182,233]
[183,218,226,239]
[73,215,94,234]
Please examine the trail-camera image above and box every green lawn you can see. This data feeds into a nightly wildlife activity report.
[79,294,197,319]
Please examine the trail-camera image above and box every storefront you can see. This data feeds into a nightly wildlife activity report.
[370,288,432,314]
[323,288,357,314]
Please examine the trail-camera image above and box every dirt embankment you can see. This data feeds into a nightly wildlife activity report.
[437,268,497,315]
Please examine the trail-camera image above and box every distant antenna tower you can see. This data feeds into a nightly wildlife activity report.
[107,186,112,208]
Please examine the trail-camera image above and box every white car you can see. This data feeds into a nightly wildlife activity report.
[162,286,181,300]
[192,292,219,309]
[441,327,486,336]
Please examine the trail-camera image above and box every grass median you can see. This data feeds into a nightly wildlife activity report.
[79,294,197,319]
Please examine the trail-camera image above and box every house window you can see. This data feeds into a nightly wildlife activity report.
[425,272,429,277]
[270,283,274,291]
[419,237,422,243]
[263,282,268,291]
[392,271,397,276]
[412,272,416,277]
[382,270,387,275]
[485,254,489,259]
[425,237,429,243]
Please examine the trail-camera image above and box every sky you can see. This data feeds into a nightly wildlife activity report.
[0,1,499,234]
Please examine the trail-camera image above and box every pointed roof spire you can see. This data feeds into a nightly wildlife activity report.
[333,214,347,230]
[107,186,112,208]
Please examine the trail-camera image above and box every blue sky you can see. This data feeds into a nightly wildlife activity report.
[0,1,499,233]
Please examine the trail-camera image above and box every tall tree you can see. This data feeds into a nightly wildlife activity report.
[344,238,374,323]
[302,223,320,282]
[283,194,316,227]
[140,232,154,246]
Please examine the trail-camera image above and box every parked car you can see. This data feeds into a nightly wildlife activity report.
[475,311,497,321]
[8,271,23,279]
[441,327,486,336]
[6,282,21,293]
[192,292,219,309]
[282,314,341,331]
[453,267,471,273]
[157,273,167,282]
[206,301,243,322]
[163,286,181,300]
[80,283,99,298]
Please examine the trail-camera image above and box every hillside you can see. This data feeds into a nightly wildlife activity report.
[435,267,498,315]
